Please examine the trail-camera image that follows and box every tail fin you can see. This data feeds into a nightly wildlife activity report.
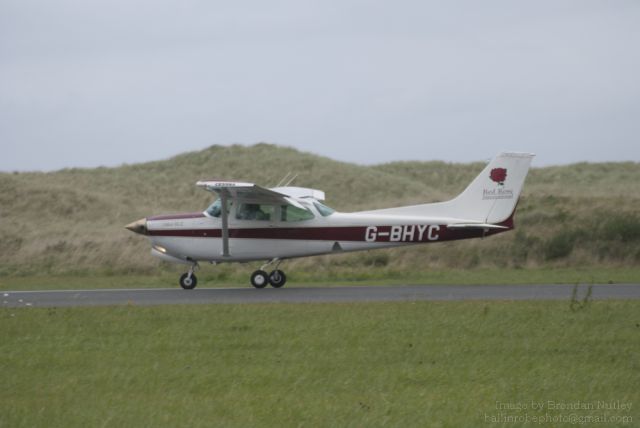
[447,152,534,223]
[363,152,534,223]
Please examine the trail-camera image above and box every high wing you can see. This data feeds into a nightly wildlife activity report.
[196,180,306,208]
[198,180,281,200]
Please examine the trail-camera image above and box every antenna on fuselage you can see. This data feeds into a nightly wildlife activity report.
[283,173,298,187]
[275,172,298,187]
[275,172,292,187]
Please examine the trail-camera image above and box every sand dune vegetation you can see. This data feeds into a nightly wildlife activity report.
[1,144,639,281]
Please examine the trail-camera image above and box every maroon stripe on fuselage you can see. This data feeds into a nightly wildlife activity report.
[147,225,509,242]
[147,227,362,240]
[147,212,206,221]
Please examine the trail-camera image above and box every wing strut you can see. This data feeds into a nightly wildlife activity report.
[220,191,230,257]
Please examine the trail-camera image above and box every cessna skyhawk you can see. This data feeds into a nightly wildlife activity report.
[126,152,534,289]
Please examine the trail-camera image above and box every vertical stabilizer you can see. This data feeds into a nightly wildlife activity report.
[448,152,534,223]
[359,152,534,223]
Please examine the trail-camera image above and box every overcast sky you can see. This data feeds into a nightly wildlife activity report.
[1,1,639,171]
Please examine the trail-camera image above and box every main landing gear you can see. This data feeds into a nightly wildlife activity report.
[250,259,287,289]
[250,269,287,288]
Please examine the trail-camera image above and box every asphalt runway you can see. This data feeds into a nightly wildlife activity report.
[2,284,640,308]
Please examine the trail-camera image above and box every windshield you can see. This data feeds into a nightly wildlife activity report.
[281,204,315,221]
[205,198,231,218]
[313,201,335,217]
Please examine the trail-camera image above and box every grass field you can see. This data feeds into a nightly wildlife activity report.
[2,145,638,426]
[1,300,638,427]
[1,266,639,291]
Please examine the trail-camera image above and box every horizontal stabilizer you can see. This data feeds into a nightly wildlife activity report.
[446,223,509,230]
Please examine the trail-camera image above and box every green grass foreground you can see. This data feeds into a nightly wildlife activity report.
[1,266,639,291]
[1,301,638,427]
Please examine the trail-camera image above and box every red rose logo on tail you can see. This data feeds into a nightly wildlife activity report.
[490,168,507,185]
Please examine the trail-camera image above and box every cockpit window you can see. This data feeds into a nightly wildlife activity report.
[206,199,222,217]
[281,205,315,222]
[313,201,335,217]
[236,203,274,221]
[205,198,231,218]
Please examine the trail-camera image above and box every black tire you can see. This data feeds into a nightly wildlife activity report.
[179,273,197,290]
[251,270,269,288]
[269,270,287,288]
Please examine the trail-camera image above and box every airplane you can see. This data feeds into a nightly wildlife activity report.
[125,152,534,289]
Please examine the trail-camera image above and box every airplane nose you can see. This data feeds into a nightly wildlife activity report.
[125,218,148,235]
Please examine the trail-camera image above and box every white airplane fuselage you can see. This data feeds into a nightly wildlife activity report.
[145,209,509,264]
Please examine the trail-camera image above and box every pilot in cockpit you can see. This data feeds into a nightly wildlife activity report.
[238,204,268,220]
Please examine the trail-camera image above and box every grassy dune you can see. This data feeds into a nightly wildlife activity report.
[1,301,638,427]
[1,144,639,281]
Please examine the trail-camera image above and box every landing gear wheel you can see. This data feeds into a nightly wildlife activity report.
[269,270,287,288]
[179,273,198,290]
[251,270,269,289]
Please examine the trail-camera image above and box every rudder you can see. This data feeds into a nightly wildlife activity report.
[448,152,534,223]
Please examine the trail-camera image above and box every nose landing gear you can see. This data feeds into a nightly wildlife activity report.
[179,263,199,290]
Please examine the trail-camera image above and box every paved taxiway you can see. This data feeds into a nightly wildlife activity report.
[2,284,640,308]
